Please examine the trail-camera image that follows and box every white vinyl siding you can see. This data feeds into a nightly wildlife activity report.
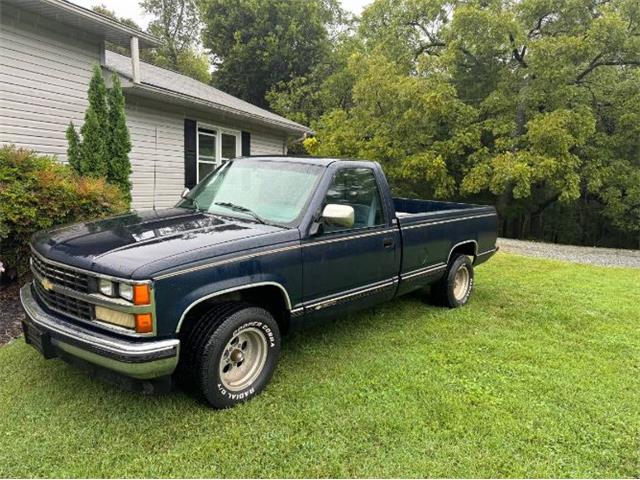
[0,8,101,161]
[125,102,185,210]
[251,130,287,155]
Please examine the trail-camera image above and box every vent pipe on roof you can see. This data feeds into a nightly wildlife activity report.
[130,36,141,84]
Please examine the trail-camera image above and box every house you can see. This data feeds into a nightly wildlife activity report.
[0,0,311,209]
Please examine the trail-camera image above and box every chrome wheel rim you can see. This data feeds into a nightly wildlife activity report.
[453,265,470,301]
[219,327,268,392]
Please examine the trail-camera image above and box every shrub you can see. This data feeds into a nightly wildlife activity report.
[0,146,127,281]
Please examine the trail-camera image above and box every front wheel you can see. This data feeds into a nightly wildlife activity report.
[179,303,281,408]
[431,254,474,308]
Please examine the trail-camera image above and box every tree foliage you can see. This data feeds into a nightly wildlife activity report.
[202,0,346,107]
[141,0,211,83]
[92,3,209,83]
[79,66,109,178]
[297,0,640,247]
[106,74,132,202]
[66,69,132,207]
[0,146,127,278]
[65,121,81,173]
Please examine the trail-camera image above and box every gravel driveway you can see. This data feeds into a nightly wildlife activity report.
[497,238,640,268]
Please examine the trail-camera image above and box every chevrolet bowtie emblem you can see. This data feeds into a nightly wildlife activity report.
[41,277,54,291]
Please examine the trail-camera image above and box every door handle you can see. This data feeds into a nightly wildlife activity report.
[383,237,394,248]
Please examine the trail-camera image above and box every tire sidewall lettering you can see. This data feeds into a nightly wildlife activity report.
[232,321,276,348]
[216,382,256,400]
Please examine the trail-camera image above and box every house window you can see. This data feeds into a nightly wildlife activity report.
[197,124,241,182]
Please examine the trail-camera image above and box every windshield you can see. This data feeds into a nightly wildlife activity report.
[177,159,324,226]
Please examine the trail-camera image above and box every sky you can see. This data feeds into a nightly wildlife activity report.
[71,0,372,29]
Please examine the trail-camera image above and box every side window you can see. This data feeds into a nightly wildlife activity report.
[323,167,384,233]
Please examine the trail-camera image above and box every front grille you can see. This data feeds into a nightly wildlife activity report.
[31,254,90,293]
[33,277,93,321]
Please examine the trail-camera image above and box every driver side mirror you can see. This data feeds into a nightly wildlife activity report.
[322,204,355,228]
[180,187,190,199]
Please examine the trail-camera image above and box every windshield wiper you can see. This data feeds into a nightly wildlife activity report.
[214,202,266,224]
[188,196,200,211]
[180,191,201,211]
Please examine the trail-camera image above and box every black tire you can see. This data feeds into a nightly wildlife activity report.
[178,302,281,408]
[431,254,474,308]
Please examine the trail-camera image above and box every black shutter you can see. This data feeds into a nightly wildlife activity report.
[184,119,197,188]
[241,131,251,156]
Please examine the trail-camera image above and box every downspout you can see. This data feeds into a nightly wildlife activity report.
[130,36,141,84]
[153,126,158,210]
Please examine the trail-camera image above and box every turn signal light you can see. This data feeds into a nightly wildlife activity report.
[133,284,151,305]
[135,313,153,333]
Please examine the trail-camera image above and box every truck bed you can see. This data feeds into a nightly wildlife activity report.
[393,197,498,291]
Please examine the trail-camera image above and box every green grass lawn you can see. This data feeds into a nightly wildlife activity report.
[0,253,638,478]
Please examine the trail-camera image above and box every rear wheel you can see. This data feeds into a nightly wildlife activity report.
[178,302,281,408]
[431,254,474,308]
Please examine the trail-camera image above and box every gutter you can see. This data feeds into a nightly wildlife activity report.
[41,0,162,48]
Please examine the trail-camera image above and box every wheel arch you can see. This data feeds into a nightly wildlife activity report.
[176,281,292,335]
[447,240,478,265]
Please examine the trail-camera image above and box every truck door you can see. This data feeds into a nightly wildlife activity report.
[301,165,400,318]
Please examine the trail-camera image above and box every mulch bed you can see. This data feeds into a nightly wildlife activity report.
[0,282,25,346]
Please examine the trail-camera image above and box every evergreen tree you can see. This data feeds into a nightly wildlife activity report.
[65,121,81,174]
[106,74,132,204]
[64,66,133,205]
[79,108,107,177]
[88,65,109,128]
[79,66,109,177]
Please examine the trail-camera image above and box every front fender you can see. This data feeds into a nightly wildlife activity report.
[152,246,302,336]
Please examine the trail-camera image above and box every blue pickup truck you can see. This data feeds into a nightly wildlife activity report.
[21,156,497,408]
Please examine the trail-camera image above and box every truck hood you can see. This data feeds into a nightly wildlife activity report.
[31,208,293,279]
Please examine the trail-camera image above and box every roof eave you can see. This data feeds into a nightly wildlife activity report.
[123,81,313,136]
[7,0,163,48]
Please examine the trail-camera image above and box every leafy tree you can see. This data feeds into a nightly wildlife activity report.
[202,0,344,107]
[106,74,132,203]
[267,32,359,127]
[140,0,209,81]
[145,45,210,84]
[92,3,210,83]
[305,53,479,199]
[305,0,640,247]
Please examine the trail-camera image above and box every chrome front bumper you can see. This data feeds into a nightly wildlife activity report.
[20,284,179,380]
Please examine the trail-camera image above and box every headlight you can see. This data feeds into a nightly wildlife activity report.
[97,279,151,306]
[119,283,134,301]
[99,279,115,297]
